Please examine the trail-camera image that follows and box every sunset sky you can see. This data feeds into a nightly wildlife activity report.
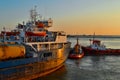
[0,0,120,35]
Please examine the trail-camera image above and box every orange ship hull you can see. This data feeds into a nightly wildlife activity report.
[68,53,84,59]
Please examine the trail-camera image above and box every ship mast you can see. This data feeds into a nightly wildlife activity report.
[3,27,6,42]
[30,6,38,22]
[30,6,53,29]
[93,32,95,41]
[76,37,79,45]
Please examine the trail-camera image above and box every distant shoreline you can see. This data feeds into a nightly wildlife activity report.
[67,35,120,38]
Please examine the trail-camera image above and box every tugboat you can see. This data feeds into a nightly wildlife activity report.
[82,37,120,55]
[68,38,84,59]
[0,7,71,80]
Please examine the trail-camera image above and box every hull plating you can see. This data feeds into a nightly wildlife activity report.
[0,43,70,80]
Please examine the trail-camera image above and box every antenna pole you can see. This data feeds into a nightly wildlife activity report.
[93,32,95,40]
[30,6,37,22]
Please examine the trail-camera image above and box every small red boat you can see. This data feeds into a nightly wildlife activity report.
[68,38,84,59]
[82,39,120,55]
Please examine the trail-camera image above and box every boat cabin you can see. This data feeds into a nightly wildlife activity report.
[90,39,106,50]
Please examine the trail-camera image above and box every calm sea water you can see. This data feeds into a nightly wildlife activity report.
[38,37,120,80]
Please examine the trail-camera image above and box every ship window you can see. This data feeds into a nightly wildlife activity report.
[58,32,66,36]
[58,43,63,48]
[43,52,52,57]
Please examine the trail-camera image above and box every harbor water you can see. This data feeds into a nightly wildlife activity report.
[38,37,120,80]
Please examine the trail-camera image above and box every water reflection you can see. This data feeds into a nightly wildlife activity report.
[36,56,120,80]
[75,59,81,67]
[37,65,67,80]
[90,56,105,70]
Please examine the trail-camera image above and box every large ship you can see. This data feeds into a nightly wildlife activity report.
[0,7,71,80]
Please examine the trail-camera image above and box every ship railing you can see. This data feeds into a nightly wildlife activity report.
[25,41,70,52]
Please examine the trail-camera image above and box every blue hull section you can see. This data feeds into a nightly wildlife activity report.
[0,57,41,69]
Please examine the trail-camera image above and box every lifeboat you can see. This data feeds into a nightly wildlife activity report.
[68,38,84,59]
[0,43,25,60]
[1,31,20,36]
[25,31,46,36]
[35,22,44,28]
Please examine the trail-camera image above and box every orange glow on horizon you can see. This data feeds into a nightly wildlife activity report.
[52,11,120,35]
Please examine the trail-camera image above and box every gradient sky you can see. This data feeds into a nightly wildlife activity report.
[0,0,120,35]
